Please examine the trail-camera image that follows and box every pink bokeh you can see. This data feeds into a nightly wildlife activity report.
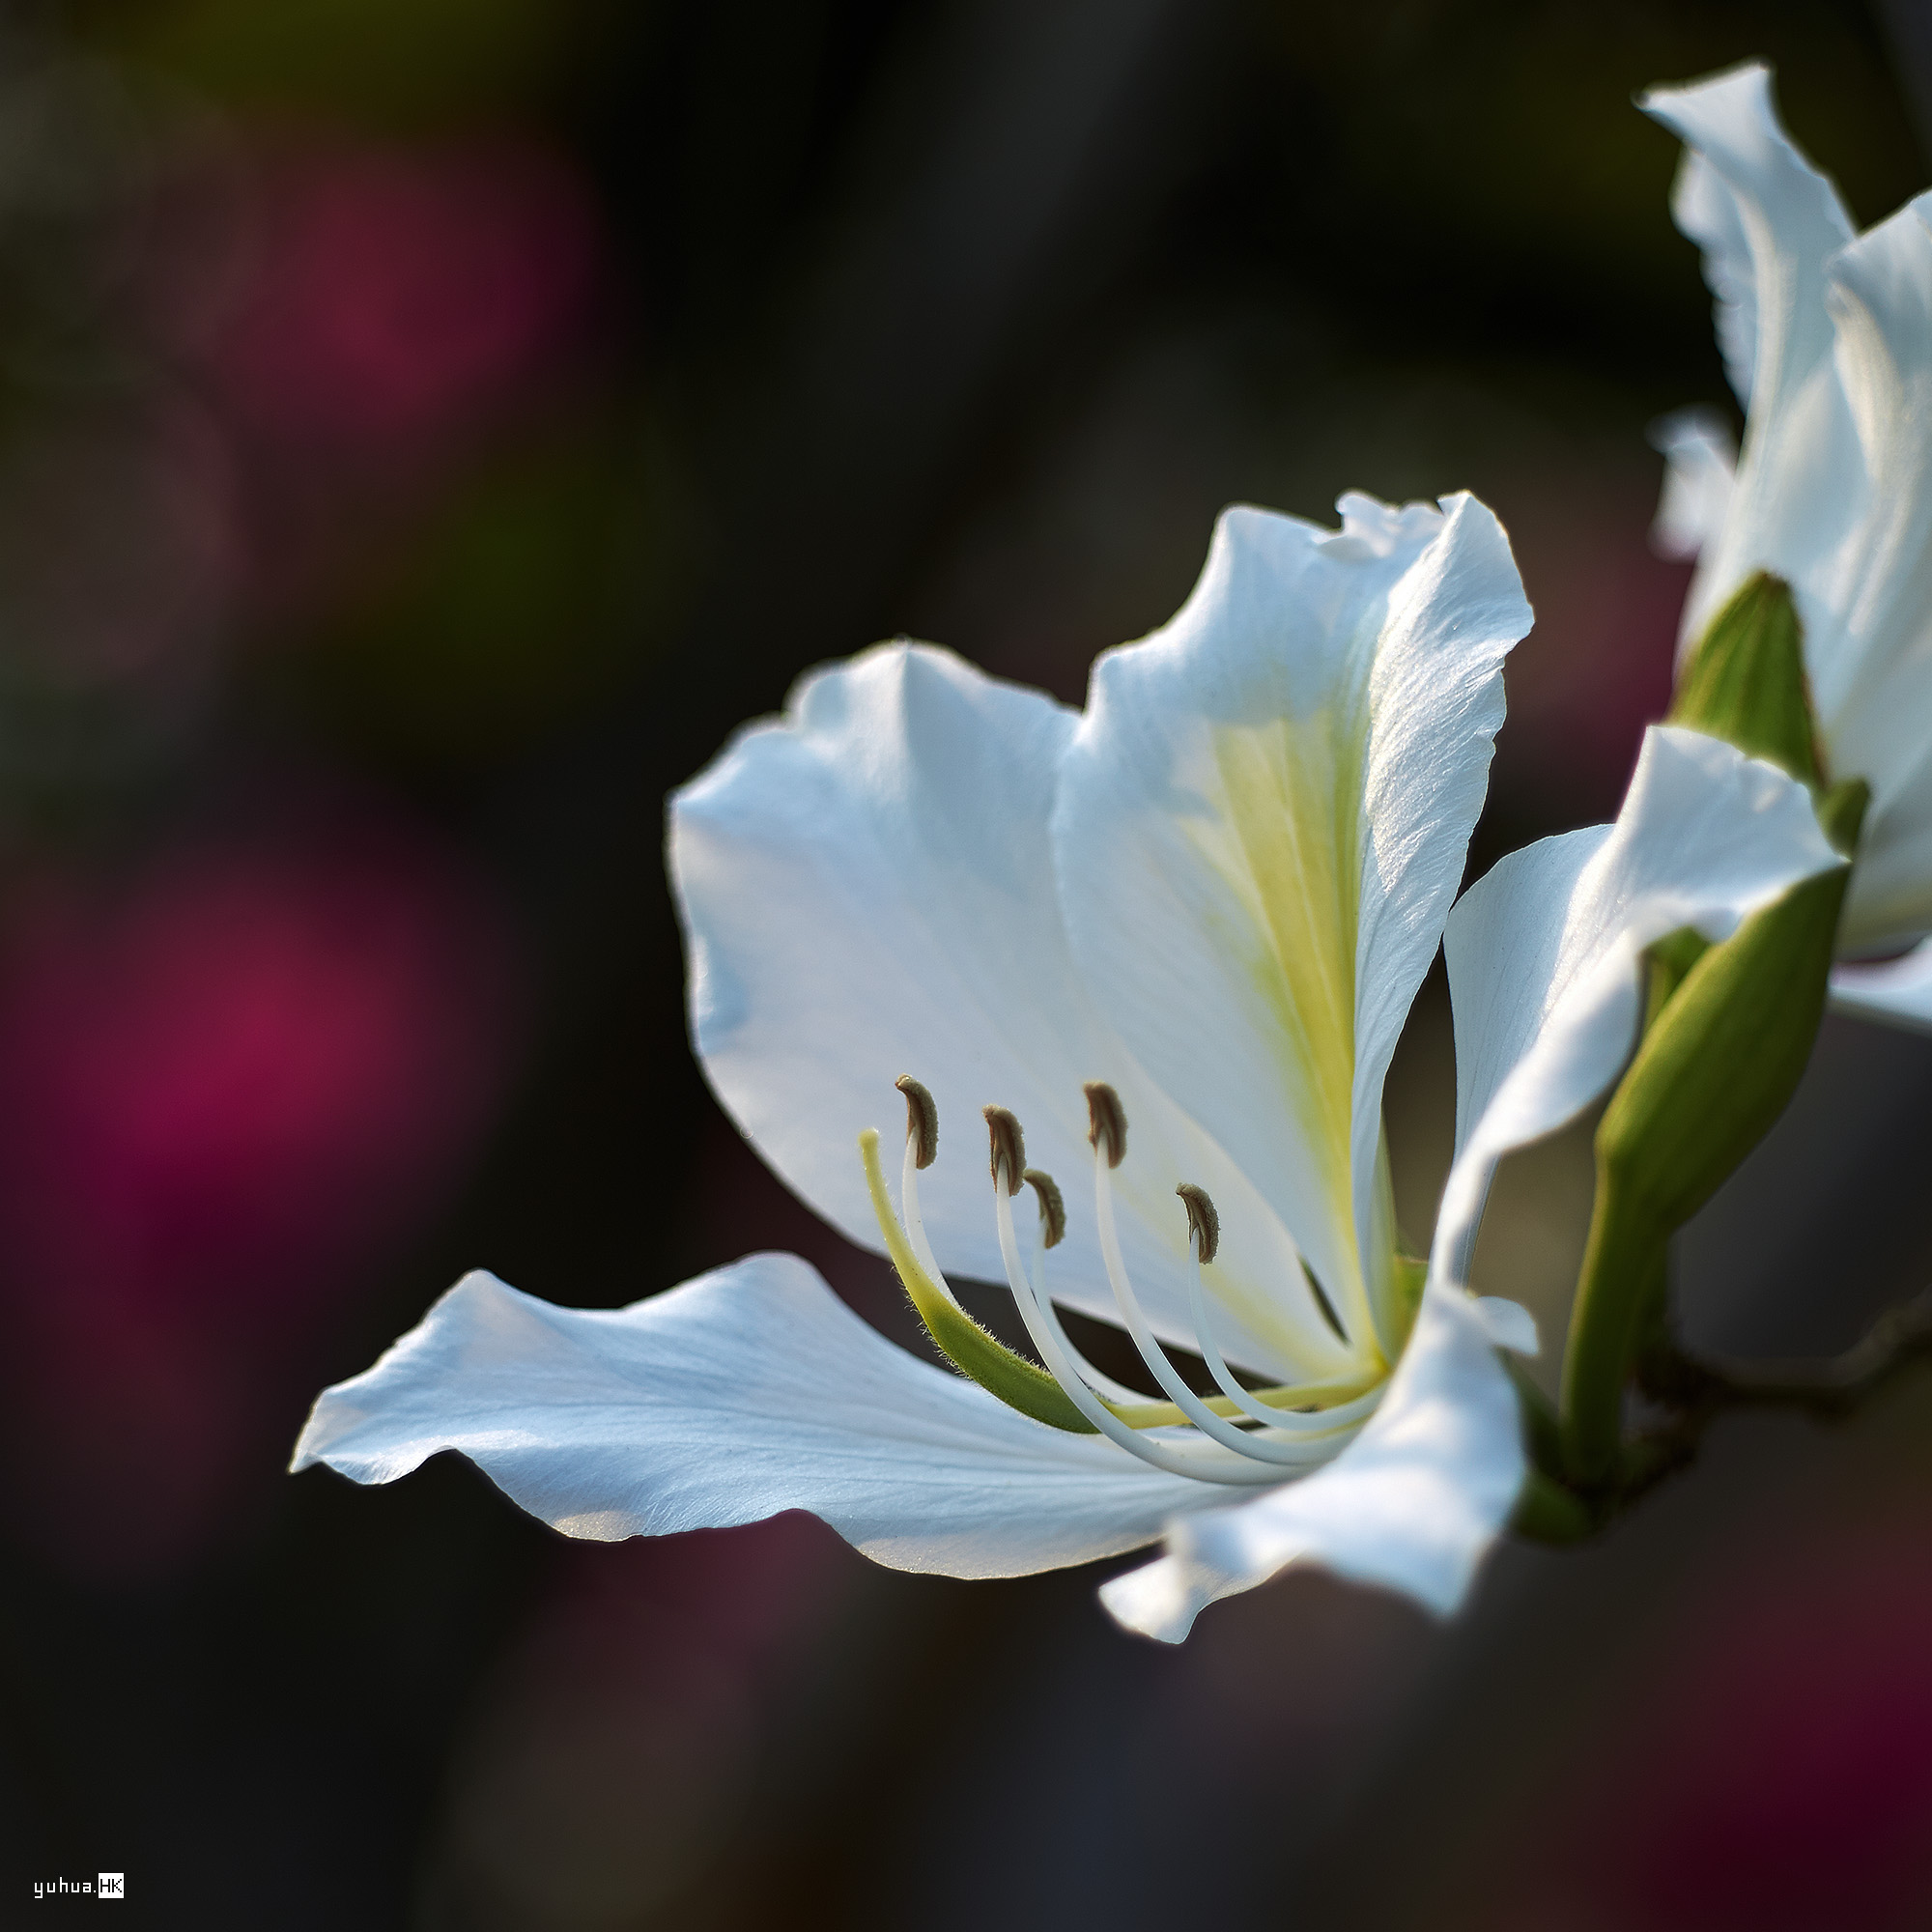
[1614,1533,1932,1928]
[0,816,521,1575]
[212,136,599,457]
[1501,1516,1932,1931]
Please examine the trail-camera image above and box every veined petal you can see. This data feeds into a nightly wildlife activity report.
[292,1259,1216,1578]
[668,641,1329,1375]
[1435,724,1841,1292]
[1639,63,1854,422]
[1646,66,1932,953]
[1643,66,1866,664]
[1098,1282,1518,1641]
[1649,407,1737,561]
[1809,196,1932,949]
[1098,724,1842,1643]
[1052,495,1530,1358]
[1831,938,1932,1037]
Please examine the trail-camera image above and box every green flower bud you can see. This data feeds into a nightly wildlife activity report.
[1666,570,1821,784]
[1558,573,1863,1485]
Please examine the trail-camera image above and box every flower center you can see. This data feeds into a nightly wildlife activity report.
[860,1077,1386,1486]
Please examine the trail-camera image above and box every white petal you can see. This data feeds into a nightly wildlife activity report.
[1052,495,1531,1357]
[1099,724,1843,1642]
[1472,1295,1540,1355]
[1649,407,1737,561]
[1436,724,1841,1284]
[1806,195,1932,950]
[1831,938,1932,1037]
[668,639,1320,1374]
[291,1259,1215,1578]
[1643,66,1932,948]
[1099,1279,1520,1641]
[1842,737,1932,955]
[1642,67,1867,663]
[1639,62,1854,419]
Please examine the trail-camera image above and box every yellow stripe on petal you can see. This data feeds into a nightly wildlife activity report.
[1186,705,1378,1340]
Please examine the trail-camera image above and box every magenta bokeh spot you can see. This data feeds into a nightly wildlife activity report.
[0,816,521,1574]
[1611,1536,1932,1928]
[214,138,598,452]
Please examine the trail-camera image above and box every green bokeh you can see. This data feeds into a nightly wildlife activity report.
[300,408,699,763]
[84,0,621,127]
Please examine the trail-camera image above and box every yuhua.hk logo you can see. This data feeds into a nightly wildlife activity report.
[29,1872,124,1900]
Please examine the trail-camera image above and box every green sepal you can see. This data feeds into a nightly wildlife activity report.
[1559,571,1865,1485]
[1511,1469,1594,1546]
[1817,776,1872,858]
[1643,925,1710,1032]
[1506,1356,1564,1480]
[1666,571,1821,784]
[1559,826,1860,1482]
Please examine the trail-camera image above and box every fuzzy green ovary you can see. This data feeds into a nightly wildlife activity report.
[859,1130,1379,1435]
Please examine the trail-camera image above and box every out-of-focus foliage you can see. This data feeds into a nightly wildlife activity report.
[311,411,696,761]
[86,0,607,127]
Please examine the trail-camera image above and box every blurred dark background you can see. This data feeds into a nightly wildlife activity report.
[3,0,1932,1924]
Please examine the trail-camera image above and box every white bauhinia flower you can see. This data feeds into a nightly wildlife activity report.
[1643,61,1932,1031]
[292,495,1839,1640]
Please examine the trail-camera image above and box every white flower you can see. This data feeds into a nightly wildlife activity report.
[1644,61,1932,1029]
[292,494,1837,1640]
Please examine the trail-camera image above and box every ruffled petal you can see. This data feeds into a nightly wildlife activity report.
[1642,66,1867,667]
[1807,196,1932,950]
[1098,724,1841,1642]
[292,1259,1214,1578]
[668,639,1321,1374]
[1642,71,1932,955]
[1051,494,1530,1358]
[1435,724,1841,1290]
[1098,1280,1516,1640]
[1639,63,1854,420]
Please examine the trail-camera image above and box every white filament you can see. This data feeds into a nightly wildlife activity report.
[898,1133,959,1306]
[892,1097,1379,1487]
[988,1172,1282,1485]
[1181,1235,1385,1437]
[1090,1145,1350,1467]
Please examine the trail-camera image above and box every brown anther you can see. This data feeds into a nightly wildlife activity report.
[1176,1182,1220,1264]
[1023,1169,1066,1249]
[895,1075,938,1169]
[1084,1082,1127,1168]
[982,1106,1026,1196]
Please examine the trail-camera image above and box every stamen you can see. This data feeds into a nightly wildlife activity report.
[1175,1182,1219,1264]
[982,1105,1026,1196]
[985,1137,1283,1484]
[1015,1165,1150,1406]
[1023,1168,1065,1249]
[897,1101,950,1304]
[860,1121,1094,1435]
[895,1074,938,1168]
[1089,1113,1340,1467]
[1178,1182,1386,1439]
[861,1080,1378,1476]
[1085,1081,1127,1167]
